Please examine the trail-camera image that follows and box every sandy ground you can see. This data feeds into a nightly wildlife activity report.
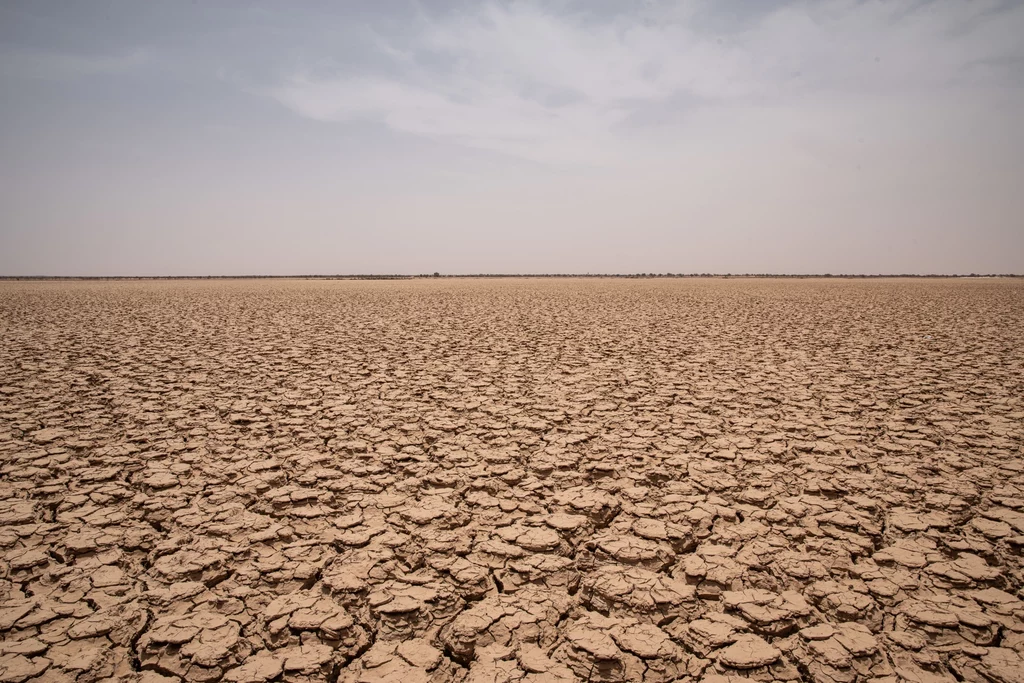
[1,278,1023,683]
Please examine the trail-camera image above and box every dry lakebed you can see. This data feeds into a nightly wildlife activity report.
[1,278,1023,683]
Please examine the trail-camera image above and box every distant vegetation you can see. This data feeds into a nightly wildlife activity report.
[1,273,1020,281]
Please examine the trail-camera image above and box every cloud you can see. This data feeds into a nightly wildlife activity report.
[260,0,1023,164]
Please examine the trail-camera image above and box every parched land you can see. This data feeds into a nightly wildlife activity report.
[1,278,1023,683]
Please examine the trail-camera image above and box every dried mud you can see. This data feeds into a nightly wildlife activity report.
[1,278,1023,683]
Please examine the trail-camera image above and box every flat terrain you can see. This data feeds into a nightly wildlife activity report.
[2,278,1023,683]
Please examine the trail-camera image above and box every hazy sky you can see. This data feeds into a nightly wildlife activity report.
[1,0,1022,275]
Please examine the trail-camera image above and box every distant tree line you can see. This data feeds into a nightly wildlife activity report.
[2,273,1020,281]
[414,273,1020,279]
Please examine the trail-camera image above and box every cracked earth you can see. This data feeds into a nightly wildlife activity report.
[1,277,1023,683]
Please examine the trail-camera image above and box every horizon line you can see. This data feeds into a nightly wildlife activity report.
[2,273,1022,281]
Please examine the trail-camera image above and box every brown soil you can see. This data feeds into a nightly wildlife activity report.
[1,277,1022,683]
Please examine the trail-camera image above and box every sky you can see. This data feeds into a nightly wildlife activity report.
[1,0,1022,276]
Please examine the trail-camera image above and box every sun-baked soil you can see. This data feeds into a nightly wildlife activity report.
[1,277,1023,683]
